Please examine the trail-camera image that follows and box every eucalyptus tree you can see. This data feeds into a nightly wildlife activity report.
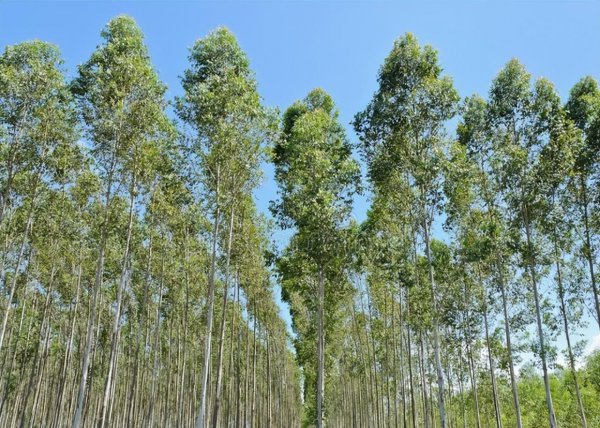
[176,26,269,428]
[273,88,360,427]
[354,33,459,428]
[356,172,416,427]
[0,41,89,428]
[535,102,589,427]
[565,77,600,328]
[0,40,78,355]
[229,197,269,426]
[487,59,563,428]
[0,48,79,424]
[70,15,175,428]
[444,143,505,428]
[456,93,527,427]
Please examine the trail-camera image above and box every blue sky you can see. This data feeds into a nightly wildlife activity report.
[2,0,600,360]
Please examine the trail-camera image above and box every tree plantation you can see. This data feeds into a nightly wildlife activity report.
[2,15,600,428]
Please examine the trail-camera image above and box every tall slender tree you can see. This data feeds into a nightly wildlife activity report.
[70,15,175,428]
[0,41,78,353]
[273,88,360,428]
[354,33,459,428]
[457,94,525,427]
[488,60,561,428]
[566,76,600,328]
[176,26,269,428]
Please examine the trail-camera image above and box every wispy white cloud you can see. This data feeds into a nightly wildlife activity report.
[584,334,600,357]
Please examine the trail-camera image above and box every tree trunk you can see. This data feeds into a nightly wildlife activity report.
[418,332,430,428]
[423,219,447,428]
[55,264,82,428]
[466,341,481,428]
[316,268,325,428]
[522,203,557,428]
[0,193,35,353]
[483,294,503,428]
[211,208,235,428]
[580,175,600,328]
[196,167,221,428]
[72,157,116,428]
[98,176,137,428]
[496,256,522,428]
[554,239,587,428]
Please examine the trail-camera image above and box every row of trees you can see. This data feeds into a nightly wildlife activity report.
[278,34,600,427]
[0,16,300,428]
[1,14,600,428]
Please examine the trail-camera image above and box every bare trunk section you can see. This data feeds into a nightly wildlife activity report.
[211,208,235,428]
[0,208,34,352]
[423,219,447,428]
[554,237,587,428]
[522,203,557,428]
[72,152,117,428]
[316,268,325,428]
[98,176,137,428]
[482,292,503,428]
[196,167,221,428]
[496,257,522,428]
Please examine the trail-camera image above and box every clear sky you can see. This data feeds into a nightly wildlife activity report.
[2,0,599,361]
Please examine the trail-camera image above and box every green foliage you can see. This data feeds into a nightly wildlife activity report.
[2,18,600,428]
[273,88,360,426]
